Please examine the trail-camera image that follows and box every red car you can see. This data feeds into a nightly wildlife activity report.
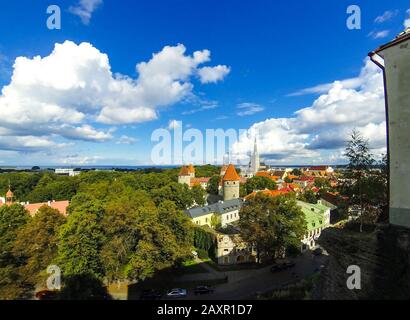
[35,290,59,300]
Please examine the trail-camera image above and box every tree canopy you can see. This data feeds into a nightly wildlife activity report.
[239,193,307,262]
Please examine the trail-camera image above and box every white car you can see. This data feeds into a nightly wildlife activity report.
[166,288,187,298]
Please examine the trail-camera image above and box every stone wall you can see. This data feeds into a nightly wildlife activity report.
[313,224,410,299]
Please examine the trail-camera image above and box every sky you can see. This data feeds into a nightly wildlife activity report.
[0,0,409,166]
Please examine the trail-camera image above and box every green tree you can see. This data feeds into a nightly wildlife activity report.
[299,189,318,204]
[291,169,302,176]
[206,175,221,195]
[191,184,206,206]
[0,204,30,299]
[314,177,330,190]
[150,182,194,210]
[238,193,307,263]
[343,130,377,232]
[12,206,66,292]
[210,214,222,230]
[56,207,105,280]
[0,204,30,267]
[244,176,276,195]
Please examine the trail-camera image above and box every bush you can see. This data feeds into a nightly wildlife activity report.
[196,249,209,260]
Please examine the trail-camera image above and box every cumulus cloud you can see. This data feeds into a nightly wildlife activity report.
[69,0,103,25]
[0,41,229,152]
[375,10,398,24]
[231,59,386,165]
[236,102,264,116]
[198,65,230,83]
[405,9,410,28]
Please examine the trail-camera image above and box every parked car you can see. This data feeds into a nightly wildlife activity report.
[270,260,295,273]
[194,286,214,295]
[139,289,163,300]
[35,290,59,300]
[166,288,187,298]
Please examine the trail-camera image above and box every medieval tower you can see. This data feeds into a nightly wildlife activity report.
[222,164,240,201]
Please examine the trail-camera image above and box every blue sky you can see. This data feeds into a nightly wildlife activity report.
[0,0,409,166]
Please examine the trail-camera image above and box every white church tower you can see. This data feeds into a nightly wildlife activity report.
[250,137,260,175]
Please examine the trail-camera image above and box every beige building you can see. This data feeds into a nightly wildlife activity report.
[185,199,243,228]
[216,233,257,265]
[370,29,410,228]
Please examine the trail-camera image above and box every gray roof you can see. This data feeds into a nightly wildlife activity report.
[185,199,243,218]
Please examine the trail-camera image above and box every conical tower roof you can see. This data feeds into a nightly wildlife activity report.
[223,164,240,181]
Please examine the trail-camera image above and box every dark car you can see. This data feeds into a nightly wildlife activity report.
[270,261,295,273]
[194,286,214,295]
[35,290,59,300]
[139,289,163,300]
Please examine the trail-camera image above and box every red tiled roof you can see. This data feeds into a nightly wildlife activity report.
[309,166,328,171]
[179,166,189,176]
[223,164,240,181]
[255,171,280,182]
[311,186,320,193]
[298,176,315,182]
[190,177,210,187]
[245,189,291,200]
[188,164,195,174]
[6,189,13,197]
[25,201,69,217]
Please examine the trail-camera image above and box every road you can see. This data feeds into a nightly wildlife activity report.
[172,252,327,300]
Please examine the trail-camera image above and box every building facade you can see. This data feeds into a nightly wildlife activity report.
[298,200,331,251]
[370,29,410,228]
[185,198,243,228]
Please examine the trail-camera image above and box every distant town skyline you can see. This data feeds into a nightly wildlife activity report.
[1,1,409,166]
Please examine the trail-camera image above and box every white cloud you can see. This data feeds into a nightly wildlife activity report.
[236,102,264,116]
[405,9,410,28]
[0,41,229,152]
[198,65,230,83]
[168,120,181,130]
[61,154,103,165]
[288,77,363,96]
[368,30,390,39]
[231,59,386,164]
[374,10,398,24]
[69,0,103,25]
[116,135,137,145]
[181,100,218,115]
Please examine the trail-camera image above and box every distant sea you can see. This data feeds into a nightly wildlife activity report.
[3,164,349,171]
[3,165,180,171]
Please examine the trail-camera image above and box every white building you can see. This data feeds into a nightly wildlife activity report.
[55,168,80,177]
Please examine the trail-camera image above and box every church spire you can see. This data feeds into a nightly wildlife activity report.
[6,182,14,205]
[251,136,260,175]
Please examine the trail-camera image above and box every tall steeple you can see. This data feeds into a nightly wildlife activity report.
[251,137,260,174]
